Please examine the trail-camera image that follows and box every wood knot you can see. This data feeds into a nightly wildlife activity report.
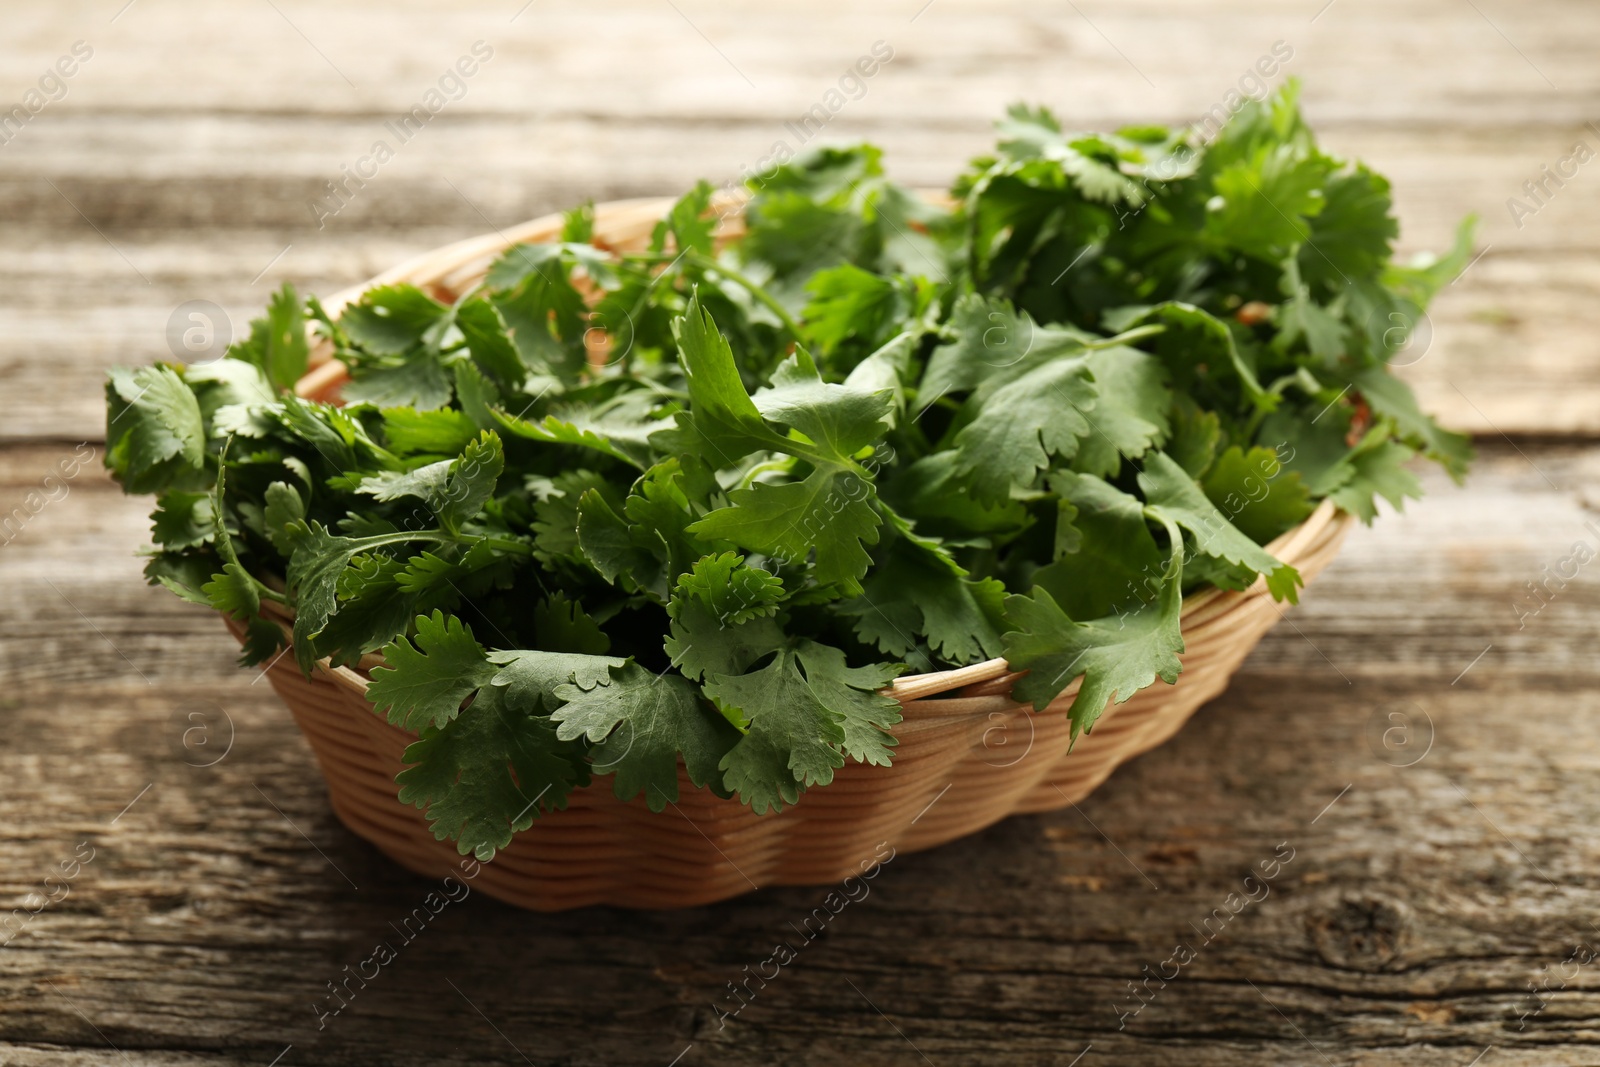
[1306,895,1410,970]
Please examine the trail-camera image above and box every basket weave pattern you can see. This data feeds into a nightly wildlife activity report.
[250,198,1355,911]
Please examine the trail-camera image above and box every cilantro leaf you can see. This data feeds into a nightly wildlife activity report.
[551,663,739,810]
[1201,445,1314,544]
[341,356,453,412]
[1276,257,1348,365]
[1383,215,1477,308]
[950,357,1097,502]
[1300,164,1397,291]
[381,407,479,458]
[261,481,306,555]
[708,641,903,814]
[485,648,625,711]
[396,684,588,861]
[356,431,504,534]
[532,469,616,565]
[1206,143,1335,259]
[491,258,590,382]
[340,284,453,355]
[456,295,528,389]
[752,349,894,462]
[367,610,498,732]
[151,491,215,550]
[802,264,912,367]
[313,554,417,668]
[491,406,658,471]
[202,562,260,621]
[486,238,617,294]
[841,530,1006,666]
[1165,397,1223,478]
[994,105,1152,203]
[1029,472,1165,622]
[672,551,785,625]
[576,460,709,598]
[283,523,445,672]
[664,552,787,681]
[576,488,656,589]
[688,467,884,595]
[1329,435,1424,523]
[226,283,309,392]
[922,293,1095,402]
[739,192,863,285]
[531,594,612,656]
[1003,565,1184,735]
[200,459,266,623]
[1072,344,1173,476]
[671,292,791,463]
[1348,365,1473,482]
[1103,302,1270,409]
[1139,451,1302,602]
[652,180,718,257]
[105,365,207,494]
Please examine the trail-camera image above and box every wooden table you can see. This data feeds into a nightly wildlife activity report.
[3,1,1598,1063]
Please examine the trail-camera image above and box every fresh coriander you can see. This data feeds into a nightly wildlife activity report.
[108,83,1472,858]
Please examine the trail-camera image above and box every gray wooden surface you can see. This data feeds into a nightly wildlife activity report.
[3,1,1599,1064]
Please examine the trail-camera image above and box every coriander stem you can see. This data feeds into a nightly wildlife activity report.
[475,536,536,557]
[736,457,793,488]
[684,252,805,340]
[1240,404,1271,443]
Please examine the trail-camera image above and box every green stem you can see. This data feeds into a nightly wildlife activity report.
[1239,403,1272,444]
[736,457,795,489]
[1086,324,1166,350]
[474,536,536,558]
[684,251,805,340]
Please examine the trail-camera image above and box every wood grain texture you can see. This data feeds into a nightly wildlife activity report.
[4,0,1600,1062]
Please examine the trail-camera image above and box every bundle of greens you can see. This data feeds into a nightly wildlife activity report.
[107,82,1472,859]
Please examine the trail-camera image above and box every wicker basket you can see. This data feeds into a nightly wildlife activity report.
[239,197,1356,912]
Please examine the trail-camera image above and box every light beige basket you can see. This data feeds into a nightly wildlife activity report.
[238,197,1355,911]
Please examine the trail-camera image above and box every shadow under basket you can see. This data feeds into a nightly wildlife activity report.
[235,197,1357,912]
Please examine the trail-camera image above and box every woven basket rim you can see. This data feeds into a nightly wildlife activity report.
[279,195,1353,714]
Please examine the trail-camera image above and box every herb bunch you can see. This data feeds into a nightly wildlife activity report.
[107,83,1472,859]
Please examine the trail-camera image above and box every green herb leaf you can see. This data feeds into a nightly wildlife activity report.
[357,431,503,534]
[226,283,309,391]
[1139,451,1302,602]
[688,467,884,596]
[367,610,499,732]
[950,357,1097,503]
[664,552,787,681]
[709,641,903,814]
[1002,567,1184,735]
[105,365,207,494]
[551,663,738,810]
[396,684,588,861]
[340,284,452,355]
[1201,445,1315,544]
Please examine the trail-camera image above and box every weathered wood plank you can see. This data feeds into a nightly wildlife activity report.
[1,443,1598,1065]
[1,0,1594,126]
[2,117,1596,233]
